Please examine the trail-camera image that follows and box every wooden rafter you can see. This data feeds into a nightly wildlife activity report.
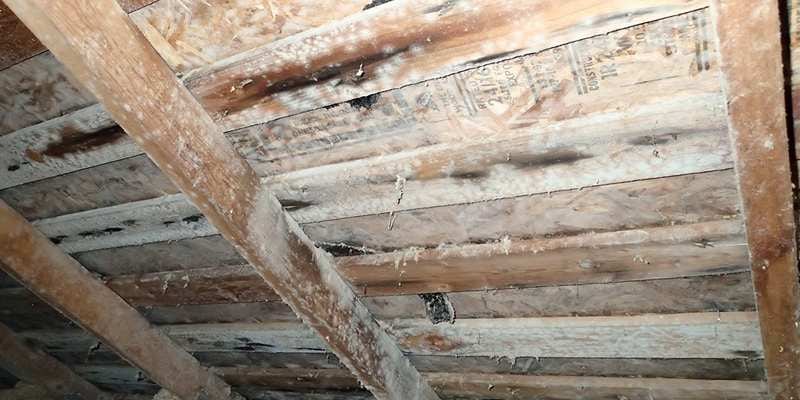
[712,0,800,397]
[0,321,106,400]
[0,202,238,400]
[0,1,440,399]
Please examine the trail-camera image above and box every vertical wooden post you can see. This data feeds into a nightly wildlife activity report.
[712,1,800,398]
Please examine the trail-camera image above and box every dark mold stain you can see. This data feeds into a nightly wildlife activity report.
[280,199,314,211]
[7,164,19,171]
[450,170,489,180]
[32,125,126,160]
[465,48,524,67]
[424,0,459,15]
[347,93,381,111]
[419,292,455,324]
[202,44,411,117]
[362,0,393,10]
[319,242,374,257]
[163,220,176,226]
[182,214,204,223]
[507,149,592,169]
[296,347,325,352]
[49,235,68,245]
[78,227,124,238]
[628,134,674,146]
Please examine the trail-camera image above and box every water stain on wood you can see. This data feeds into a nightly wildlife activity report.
[25,125,126,162]
[399,332,463,352]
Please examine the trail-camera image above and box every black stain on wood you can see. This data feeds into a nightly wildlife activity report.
[7,164,19,171]
[418,292,455,324]
[182,214,204,223]
[465,48,524,67]
[49,235,68,244]
[450,170,489,180]
[347,93,381,111]
[362,0,393,10]
[507,149,592,169]
[78,227,124,238]
[627,134,674,146]
[280,199,314,211]
[424,0,459,15]
[318,242,375,257]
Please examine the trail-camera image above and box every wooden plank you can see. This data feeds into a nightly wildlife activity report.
[427,373,768,400]
[0,202,238,400]
[19,312,763,359]
[0,272,757,328]
[130,0,372,73]
[305,169,741,252]
[711,0,800,398]
[0,155,177,221]
[4,1,439,399]
[0,0,367,72]
[386,312,763,359]
[89,221,748,301]
[186,0,709,130]
[0,8,724,191]
[72,366,771,399]
[26,169,739,255]
[0,322,106,399]
[338,220,748,296]
[0,53,95,136]
[44,353,769,382]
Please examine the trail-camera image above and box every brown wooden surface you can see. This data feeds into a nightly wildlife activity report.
[0,0,157,71]
[2,1,439,399]
[0,202,238,400]
[712,0,800,398]
[0,322,106,400]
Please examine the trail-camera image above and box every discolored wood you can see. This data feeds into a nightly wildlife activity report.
[0,202,238,400]
[0,322,106,399]
[186,0,709,130]
[712,0,800,398]
[4,1,439,398]
[0,9,725,194]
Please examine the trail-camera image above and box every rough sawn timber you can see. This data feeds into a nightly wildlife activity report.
[0,202,238,400]
[712,0,800,398]
[2,1,440,399]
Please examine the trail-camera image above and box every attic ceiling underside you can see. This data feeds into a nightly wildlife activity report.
[0,0,796,399]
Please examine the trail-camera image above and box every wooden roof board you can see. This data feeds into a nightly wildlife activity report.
[0,0,796,398]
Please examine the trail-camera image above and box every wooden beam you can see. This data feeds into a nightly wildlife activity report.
[711,0,800,398]
[0,321,106,400]
[2,1,439,399]
[0,203,238,400]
